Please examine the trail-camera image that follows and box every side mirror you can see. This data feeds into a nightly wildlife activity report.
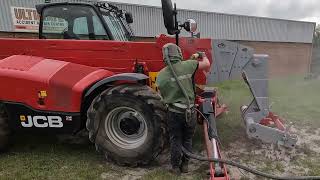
[161,0,176,35]
[125,12,133,24]
[182,19,197,33]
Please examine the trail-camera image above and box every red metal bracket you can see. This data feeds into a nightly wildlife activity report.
[260,112,285,131]
[213,91,228,118]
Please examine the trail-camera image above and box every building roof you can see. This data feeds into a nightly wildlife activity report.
[0,0,315,43]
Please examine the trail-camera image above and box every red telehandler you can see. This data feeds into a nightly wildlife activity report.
[1,0,316,179]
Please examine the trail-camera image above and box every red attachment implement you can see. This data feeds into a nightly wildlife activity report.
[260,112,285,131]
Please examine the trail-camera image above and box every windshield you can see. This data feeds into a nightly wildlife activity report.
[41,5,109,40]
[100,10,132,41]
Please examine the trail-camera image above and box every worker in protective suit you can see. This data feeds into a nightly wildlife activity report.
[156,43,210,175]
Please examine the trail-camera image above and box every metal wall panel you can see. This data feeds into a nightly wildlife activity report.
[113,2,316,43]
[0,0,315,43]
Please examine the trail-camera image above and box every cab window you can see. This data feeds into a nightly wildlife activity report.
[93,16,108,40]
[42,5,109,40]
[100,9,130,41]
[73,17,89,39]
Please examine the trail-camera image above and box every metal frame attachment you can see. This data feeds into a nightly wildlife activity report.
[208,40,297,148]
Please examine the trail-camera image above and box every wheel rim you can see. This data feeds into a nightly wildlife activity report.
[105,106,148,149]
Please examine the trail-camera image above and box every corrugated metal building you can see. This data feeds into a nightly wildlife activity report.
[0,0,316,76]
[115,2,315,43]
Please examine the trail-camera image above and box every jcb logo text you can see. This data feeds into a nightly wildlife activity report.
[20,115,63,128]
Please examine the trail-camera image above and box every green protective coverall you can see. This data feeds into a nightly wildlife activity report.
[156,58,199,111]
[156,43,199,171]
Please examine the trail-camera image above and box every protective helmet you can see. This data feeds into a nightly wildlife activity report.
[162,43,183,64]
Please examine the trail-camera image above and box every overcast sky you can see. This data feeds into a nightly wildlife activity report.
[110,0,319,24]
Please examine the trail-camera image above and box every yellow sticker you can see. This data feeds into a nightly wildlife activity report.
[39,90,47,98]
[20,115,26,121]
[148,72,159,91]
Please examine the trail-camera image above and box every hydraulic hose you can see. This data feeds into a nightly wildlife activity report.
[181,147,320,180]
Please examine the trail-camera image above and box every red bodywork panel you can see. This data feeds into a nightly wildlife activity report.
[0,55,113,112]
[0,35,213,112]
[0,35,213,84]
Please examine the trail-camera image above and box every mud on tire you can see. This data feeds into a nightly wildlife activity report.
[86,84,167,166]
[0,103,10,151]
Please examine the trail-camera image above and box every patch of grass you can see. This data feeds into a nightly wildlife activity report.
[256,160,285,174]
[274,162,285,173]
[269,76,320,126]
[293,157,320,175]
[141,169,203,180]
[259,160,273,173]
[0,134,118,180]
[141,169,179,180]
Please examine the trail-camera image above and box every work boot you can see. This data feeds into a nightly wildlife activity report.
[180,161,189,173]
[169,167,181,176]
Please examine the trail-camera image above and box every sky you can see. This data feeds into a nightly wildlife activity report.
[109,0,320,24]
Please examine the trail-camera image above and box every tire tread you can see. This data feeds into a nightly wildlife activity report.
[87,84,167,166]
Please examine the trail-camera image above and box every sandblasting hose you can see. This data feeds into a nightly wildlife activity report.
[181,147,320,180]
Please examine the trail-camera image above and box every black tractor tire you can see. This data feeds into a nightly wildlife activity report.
[0,103,10,151]
[87,84,167,166]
